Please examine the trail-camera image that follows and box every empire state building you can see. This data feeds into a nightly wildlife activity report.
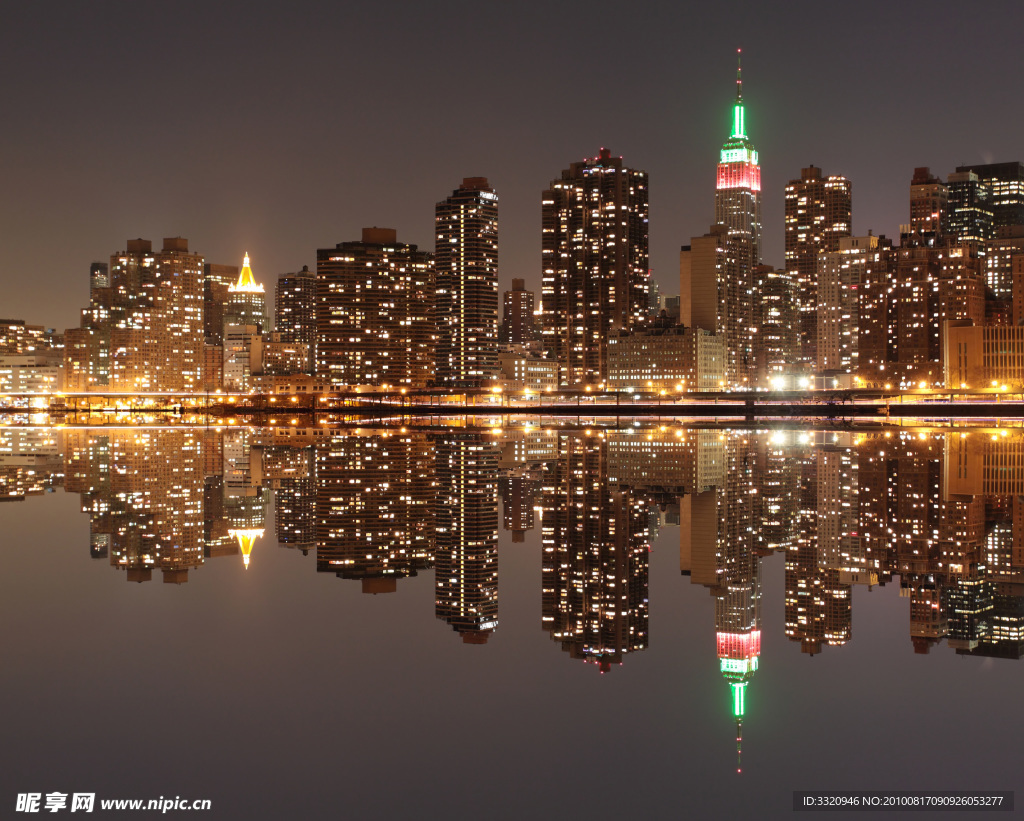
[715,51,762,262]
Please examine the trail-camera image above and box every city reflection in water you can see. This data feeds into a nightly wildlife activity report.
[3,423,1022,769]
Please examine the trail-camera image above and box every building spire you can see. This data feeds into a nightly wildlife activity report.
[736,48,743,104]
[731,49,746,139]
[230,251,265,293]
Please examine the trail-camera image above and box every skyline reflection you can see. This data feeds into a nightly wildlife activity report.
[2,421,1022,780]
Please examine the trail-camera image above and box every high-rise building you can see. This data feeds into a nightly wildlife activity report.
[435,178,499,388]
[224,253,267,333]
[204,263,238,345]
[315,227,435,388]
[715,52,762,262]
[541,148,649,387]
[756,267,798,386]
[909,167,948,241]
[680,224,753,388]
[955,161,1024,230]
[817,234,882,373]
[982,225,1024,301]
[499,278,537,346]
[275,265,316,351]
[66,237,206,392]
[890,242,986,387]
[947,170,994,243]
[784,166,852,367]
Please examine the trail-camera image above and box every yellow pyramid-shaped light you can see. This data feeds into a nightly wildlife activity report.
[230,528,264,569]
[230,252,265,293]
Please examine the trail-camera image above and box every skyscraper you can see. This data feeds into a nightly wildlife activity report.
[315,227,435,388]
[955,161,1024,230]
[784,166,852,367]
[947,170,994,243]
[909,167,948,241]
[435,178,499,388]
[66,237,206,392]
[203,262,238,345]
[541,148,649,387]
[680,224,753,388]
[715,52,761,262]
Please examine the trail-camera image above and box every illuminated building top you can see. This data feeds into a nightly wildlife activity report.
[714,50,762,264]
[229,253,265,294]
[717,51,760,188]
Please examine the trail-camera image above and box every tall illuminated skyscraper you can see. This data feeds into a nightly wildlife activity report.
[784,166,852,367]
[541,149,649,387]
[435,178,499,388]
[715,52,761,263]
[315,228,435,388]
[65,237,206,392]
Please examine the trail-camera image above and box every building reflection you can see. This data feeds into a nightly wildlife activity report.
[7,423,1024,667]
[315,431,435,593]
[541,432,650,672]
[433,433,499,642]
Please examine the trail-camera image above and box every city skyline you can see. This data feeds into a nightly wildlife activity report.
[3,3,1023,332]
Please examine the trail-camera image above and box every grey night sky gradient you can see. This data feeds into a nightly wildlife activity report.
[2,0,1023,332]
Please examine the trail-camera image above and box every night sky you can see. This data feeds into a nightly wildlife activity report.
[2,0,1023,331]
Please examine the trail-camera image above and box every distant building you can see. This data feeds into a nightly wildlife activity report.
[0,355,63,393]
[983,225,1024,301]
[955,161,1024,231]
[680,225,751,388]
[947,170,994,243]
[909,167,948,242]
[541,148,649,387]
[204,263,238,345]
[261,332,309,376]
[756,267,798,386]
[435,178,499,388]
[223,325,261,392]
[497,349,557,393]
[65,237,205,392]
[784,166,852,367]
[500,278,537,346]
[607,322,725,393]
[817,234,883,374]
[944,321,1024,388]
[275,265,316,355]
[315,227,435,388]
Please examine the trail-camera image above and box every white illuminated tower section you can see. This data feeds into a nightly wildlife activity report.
[714,51,762,262]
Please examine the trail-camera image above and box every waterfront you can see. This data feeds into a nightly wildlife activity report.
[0,422,1020,819]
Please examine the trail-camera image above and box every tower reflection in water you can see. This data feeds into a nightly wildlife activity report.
[4,423,1023,768]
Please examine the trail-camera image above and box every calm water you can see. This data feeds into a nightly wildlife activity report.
[0,422,1020,820]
